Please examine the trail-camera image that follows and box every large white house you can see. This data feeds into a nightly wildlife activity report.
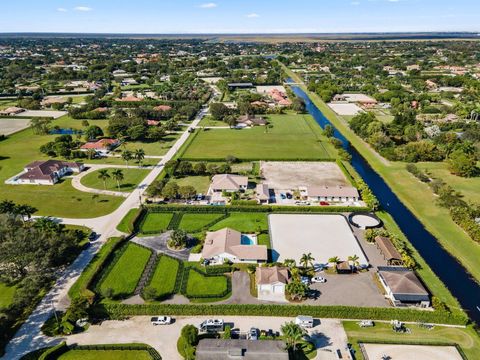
[202,228,267,264]
[7,160,84,185]
[208,174,248,194]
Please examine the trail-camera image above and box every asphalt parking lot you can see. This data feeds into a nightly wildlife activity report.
[67,316,351,360]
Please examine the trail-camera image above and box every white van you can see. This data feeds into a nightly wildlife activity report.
[295,315,314,328]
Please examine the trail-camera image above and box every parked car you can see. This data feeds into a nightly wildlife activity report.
[358,320,374,327]
[312,276,327,283]
[151,316,172,325]
[301,276,310,285]
[319,201,330,206]
[88,232,97,241]
[280,193,287,200]
[295,315,314,329]
[313,263,325,272]
[286,192,293,199]
[199,319,224,332]
[248,327,258,340]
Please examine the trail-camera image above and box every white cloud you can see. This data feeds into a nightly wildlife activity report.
[57,7,68,12]
[74,6,92,12]
[199,3,217,8]
[246,13,260,18]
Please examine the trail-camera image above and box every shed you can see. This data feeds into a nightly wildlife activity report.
[375,236,403,265]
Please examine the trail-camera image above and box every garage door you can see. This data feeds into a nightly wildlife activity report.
[273,285,284,294]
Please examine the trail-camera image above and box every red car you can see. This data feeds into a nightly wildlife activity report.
[319,201,330,206]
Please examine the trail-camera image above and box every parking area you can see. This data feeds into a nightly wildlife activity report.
[269,214,369,267]
[361,343,463,360]
[305,272,389,307]
[67,316,351,360]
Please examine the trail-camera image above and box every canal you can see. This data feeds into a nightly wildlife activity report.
[290,84,480,324]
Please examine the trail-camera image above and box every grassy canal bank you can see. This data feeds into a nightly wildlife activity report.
[281,64,480,285]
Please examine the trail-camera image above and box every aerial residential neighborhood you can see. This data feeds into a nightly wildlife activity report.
[0,1,479,360]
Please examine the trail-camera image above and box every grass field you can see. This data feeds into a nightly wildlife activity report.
[0,283,16,309]
[183,114,336,160]
[59,350,153,360]
[121,132,181,156]
[116,208,140,233]
[141,213,174,233]
[80,168,149,193]
[178,213,225,232]
[343,321,480,360]
[282,64,480,284]
[418,162,480,204]
[210,212,269,233]
[98,243,151,298]
[147,256,180,299]
[198,115,228,127]
[169,175,210,194]
[185,269,228,298]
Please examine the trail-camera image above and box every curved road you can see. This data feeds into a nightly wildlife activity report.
[3,108,208,360]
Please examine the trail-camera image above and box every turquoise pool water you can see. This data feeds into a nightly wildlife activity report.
[241,234,255,245]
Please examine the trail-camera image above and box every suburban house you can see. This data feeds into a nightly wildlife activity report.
[236,114,267,127]
[202,228,268,264]
[41,97,68,107]
[0,106,25,116]
[208,174,248,194]
[255,183,270,204]
[332,93,378,108]
[8,160,84,185]
[375,236,403,265]
[377,266,430,308]
[80,138,120,156]
[195,339,289,360]
[154,105,173,112]
[301,185,360,202]
[268,88,292,106]
[256,266,290,301]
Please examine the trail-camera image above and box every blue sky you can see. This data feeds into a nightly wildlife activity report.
[2,0,479,33]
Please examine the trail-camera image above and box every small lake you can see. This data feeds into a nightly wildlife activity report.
[290,83,480,324]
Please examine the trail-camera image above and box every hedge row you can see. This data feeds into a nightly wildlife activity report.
[189,212,230,233]
[130,207,148,234]
[71,343,162,360]
[68,237,127,300]
[179,157,336,162]
[205,265,233,275]
[146,204,371,214]
[93,303,468,325]
[39,342,69,360]
[167,212,184,230]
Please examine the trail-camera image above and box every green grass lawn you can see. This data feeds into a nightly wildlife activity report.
[198,115,228,127]
[343,321,480,360]
[185,269,228,298]
[121,132,181,156]
[418,161,480,204]
[210,212,268,233]
[282,63,480,284]
[59,350,153,360]
[0,282,16,309]
[147,255,180,299]
[141,213,174,233]
[178,213,225,232]
[0,117,125,218]
[81,168,150,193]
[183,114,336,160]
[169,175,211,194]
[98,243,151,298]
[116,208,140,233]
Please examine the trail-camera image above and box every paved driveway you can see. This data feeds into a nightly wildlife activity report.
[66,316,351,360]
[305,272,388,307]
[131,232,192,261]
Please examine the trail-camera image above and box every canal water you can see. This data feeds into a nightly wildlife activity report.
[290,84,480,324]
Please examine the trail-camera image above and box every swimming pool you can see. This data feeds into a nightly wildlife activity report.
[241,234,257,245]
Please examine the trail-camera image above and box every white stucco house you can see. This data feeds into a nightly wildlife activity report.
[256,266,290,302]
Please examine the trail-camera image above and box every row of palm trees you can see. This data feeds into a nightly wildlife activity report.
[284,253,360,269]
[97,169,125,191]
[121,149,145,167]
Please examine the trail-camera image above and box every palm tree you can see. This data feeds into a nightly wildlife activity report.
[86,149,97,160]
[122,150,133,166]
[15,204,37,222]
[134,148,145,166]
[300,252,315,269]
[97,169,110,189]
[281,321,306,351]
[111,169,124,191]
[348,254,360,270]
[328,256,340,267]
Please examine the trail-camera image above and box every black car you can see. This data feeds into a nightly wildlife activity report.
[88,232,97,241]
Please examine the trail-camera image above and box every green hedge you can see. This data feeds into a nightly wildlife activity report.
[68,237,127,300]
[39,342,69,360]
[167,212,184,230]
[205,265,233,275]
[231,200,260,206]
[179,157,335,162]
[93,303,468,325]
[146,204,370,214]
[71,343,162,360]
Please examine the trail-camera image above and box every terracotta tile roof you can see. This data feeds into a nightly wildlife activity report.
[80,138,119,150]
[154,105,172,111]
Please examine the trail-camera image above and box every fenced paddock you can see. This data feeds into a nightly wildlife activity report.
[361,343,464,360]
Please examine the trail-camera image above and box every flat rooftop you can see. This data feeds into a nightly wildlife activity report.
[268,214,368,266]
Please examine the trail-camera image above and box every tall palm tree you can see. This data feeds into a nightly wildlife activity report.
[111,169,124,191]
[300,252,315,269]
[86,148,97,160]
[134,148,145,166]
[97,169,110,189]
[15,204,37,222]
[121,150,133,166]
[281,322,306,351]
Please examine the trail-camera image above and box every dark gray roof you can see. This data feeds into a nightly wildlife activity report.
[196,339,289,360]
